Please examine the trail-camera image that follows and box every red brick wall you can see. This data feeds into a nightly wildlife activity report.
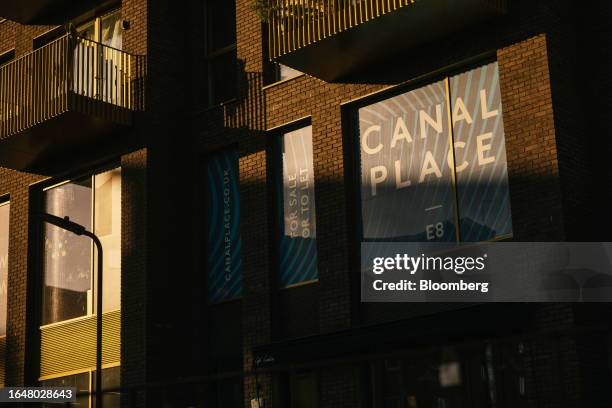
[0,0,604,406]
[193,1,587,407]
[120,148,148,404]
[498,34,565,241]
[0,169,44,386]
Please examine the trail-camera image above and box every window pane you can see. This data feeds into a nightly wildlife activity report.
[205,151,242,302]
[0,49,14,67]
[92,366,121,408]
[279,126,318,287]
[77,21,96,41]
[450,62,512,241]
[100,11,125,106]
[358,80,457,242]
[207,0,236,52]
[211,379,243,408]
[95,168,121,312]
[43,179,92,325]
[74,24,96,99]
[0,202,9,337]
[209,50,237,106]
[279,64,301,82]
[101,10,122,49]
[42,372,90,407]
[292,371,318,408]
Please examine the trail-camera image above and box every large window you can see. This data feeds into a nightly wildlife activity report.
[42,168,121,326]
[0,200,9,337]
[273,370,319,408]
[370,343,523,408]
[41,366,120,408]
[205,0,237,106]
[274,125,318,287]
[357,62,512,242]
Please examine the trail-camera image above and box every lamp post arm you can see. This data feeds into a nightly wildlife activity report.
[39,214,104,408]
[83,230,104,408]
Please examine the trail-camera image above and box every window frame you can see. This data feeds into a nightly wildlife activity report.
[204,0,238,107]
[36,163,122,329]
[344,57,513,246]
[75,8,122,47]
[269,117,319,290]
[0,49,15,67]
[39,363,121,407]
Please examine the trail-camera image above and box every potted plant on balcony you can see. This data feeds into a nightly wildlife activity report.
[252,0,324,23]
[251,0,272,22]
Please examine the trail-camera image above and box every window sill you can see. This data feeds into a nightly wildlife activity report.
[262,73,306,91]
[39,308,121,330]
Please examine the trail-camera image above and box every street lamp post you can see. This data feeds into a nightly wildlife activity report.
[40,213,104,408]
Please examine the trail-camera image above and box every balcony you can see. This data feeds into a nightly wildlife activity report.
[0,0,107,24]
[267,0,507,82]
[0,35,145,172]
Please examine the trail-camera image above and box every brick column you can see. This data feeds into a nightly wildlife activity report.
[120,149,148,407]
[1,168,44,386]
[240,151,272,408]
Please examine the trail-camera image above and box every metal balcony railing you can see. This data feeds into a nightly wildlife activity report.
[268,0,419,59]
[0,34,146,140]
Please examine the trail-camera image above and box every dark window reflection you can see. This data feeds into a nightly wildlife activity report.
[372,343,524,408]
[273,370,319,408]
[208,49,237,106]
[93,366,121,408]
[42,372,90,407]
[207,0,236,52]
[209,378,243,408]
[41,367,120,408]
[205,0,237,107]
[292,371,318,408]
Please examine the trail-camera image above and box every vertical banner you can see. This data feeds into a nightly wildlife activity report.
[206,151,243,302]
[358,80,457,242]
[279,126,318,287]
[450,62,512,241]
[0,202,9,337]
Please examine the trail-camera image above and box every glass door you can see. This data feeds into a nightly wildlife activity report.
[100,11,123,105]
[74,10,123,105]
[75,20,97,98]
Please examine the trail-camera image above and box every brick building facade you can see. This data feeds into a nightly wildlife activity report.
[1,0,612,407]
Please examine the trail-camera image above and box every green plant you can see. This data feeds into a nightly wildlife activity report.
[252,0,323,23]
[251,0,272,22]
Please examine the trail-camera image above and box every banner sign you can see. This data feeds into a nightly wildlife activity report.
[450,62,512,241]
[206,151,243,302]
[362,242,612,302]
[279,126,318,287]
[358,62,512,242]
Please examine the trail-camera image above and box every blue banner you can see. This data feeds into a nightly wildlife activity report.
[358,80,457,242]
[206,151,243,302]
[450,62,512,241]
[357,63,512,243]
[278,126,318,287]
